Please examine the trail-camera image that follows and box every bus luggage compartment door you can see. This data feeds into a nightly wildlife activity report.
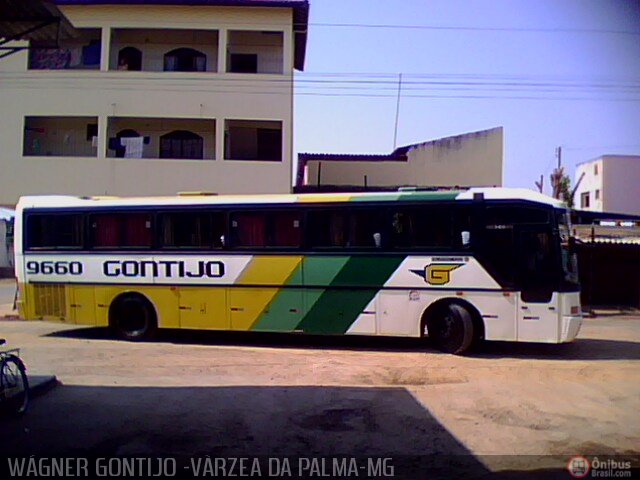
[179,287,228,330]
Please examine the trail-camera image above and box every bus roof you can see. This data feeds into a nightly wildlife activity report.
[16,187,565,210]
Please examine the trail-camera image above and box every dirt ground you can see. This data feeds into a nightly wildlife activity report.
[1,314,639,477]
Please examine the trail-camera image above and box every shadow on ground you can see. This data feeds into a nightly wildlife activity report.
[45,327,640,361]
[1,384,578,479]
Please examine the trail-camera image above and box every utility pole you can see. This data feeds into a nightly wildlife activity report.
[534,174,543,193]
[550,146,564,199]
[392,73,402,149]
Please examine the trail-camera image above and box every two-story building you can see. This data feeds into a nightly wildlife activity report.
[574,155,640,216]
[0,0,309,204]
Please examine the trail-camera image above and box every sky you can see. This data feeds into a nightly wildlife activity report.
[293,0,640,193]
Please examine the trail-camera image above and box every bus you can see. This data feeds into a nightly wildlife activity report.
[14,187,582,354]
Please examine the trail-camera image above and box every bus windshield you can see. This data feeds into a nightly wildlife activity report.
[557,210,580,288]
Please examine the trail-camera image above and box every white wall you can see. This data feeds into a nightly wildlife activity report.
[0,5,296,203]
[602,156,640,215]
[574,155,640,215]
[574,159,604,211]
[305,127,504,188]
[0,221,13,270]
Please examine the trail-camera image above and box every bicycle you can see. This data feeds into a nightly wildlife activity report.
[0,339,29,415]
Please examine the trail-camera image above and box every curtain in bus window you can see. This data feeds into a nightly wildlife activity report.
[94,215,120,247]
[124,214,152,247]
[272,212,301,247]
[233,213,266,247]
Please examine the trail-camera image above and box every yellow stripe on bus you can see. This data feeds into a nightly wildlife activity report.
[230,256,303,330]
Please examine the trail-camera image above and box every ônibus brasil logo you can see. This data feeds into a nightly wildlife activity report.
[567,456,590,478]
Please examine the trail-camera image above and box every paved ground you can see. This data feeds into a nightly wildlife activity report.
[0,278,16,306]
[0,315,639,477]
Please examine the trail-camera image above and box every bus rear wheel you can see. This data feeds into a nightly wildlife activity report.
[109,294,157,341]
[427,303,474,355]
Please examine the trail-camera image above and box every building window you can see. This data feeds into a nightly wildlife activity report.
[226,30,283,74]
[225,120,282,161]
[117,47,142,71]
[160,130,204,159]
[595,189,600,200]
[581,192,590,209]
[107,118,215,160]
[594,164,598,175]
[164,48,206,72]
[23,116,99,157]
[229,54,258,73]
[109,129,143,158]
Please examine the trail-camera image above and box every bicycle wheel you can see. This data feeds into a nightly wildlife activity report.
[0,356,29,415]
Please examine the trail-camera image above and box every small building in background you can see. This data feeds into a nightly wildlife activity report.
[574,155,640,216]
[296,127,503,192]
[0,208,15,277]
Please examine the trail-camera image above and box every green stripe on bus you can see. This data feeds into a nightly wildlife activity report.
[252,256,348,332]
[397,191,460,202]
[351,194,401,202]
[295,255,405,334]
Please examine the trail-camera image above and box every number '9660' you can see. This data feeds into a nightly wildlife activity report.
[26,261,83,276]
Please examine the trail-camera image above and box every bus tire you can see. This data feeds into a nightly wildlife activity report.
[427,303,474,355]
[109,294,157,341]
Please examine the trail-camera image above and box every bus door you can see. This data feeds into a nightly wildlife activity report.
[516,227,560,342]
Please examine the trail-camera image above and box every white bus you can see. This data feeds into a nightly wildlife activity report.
[14,187,582,354]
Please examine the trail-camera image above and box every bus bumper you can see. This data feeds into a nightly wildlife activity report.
[560,315,583,342]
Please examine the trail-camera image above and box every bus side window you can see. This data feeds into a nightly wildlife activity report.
[160,212,212,248]
[91,213,152,248]
[231,212,267,247]
[349,209,382,248]
[308,209,381,249]
[307,210,348,248]
[26,213,84,250]
[390,207,453,249]
[271,211,301,247]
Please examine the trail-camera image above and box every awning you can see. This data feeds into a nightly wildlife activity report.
[0,0,78,59]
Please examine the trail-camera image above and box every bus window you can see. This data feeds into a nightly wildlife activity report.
[486,206,549,226]
[91,213,152,248]
[231,212,266,247]
[231,211,301,248]
[272,211,301,247]
[161,212,212,248]
[308,209,381,248]
[519,229,556,302]
[308,211,348,248]
[390,207,457,249]
[26,213,83,249]
[349,210,381,247]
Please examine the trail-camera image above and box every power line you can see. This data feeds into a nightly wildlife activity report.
[304,22,640,36]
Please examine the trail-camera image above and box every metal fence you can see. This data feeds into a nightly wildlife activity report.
[577,242,640,309]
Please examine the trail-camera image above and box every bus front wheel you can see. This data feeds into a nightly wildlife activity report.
[109,294,157,341]
[427,303,474,355]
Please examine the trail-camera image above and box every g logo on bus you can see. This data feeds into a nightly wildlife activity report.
[411,264,462,285]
